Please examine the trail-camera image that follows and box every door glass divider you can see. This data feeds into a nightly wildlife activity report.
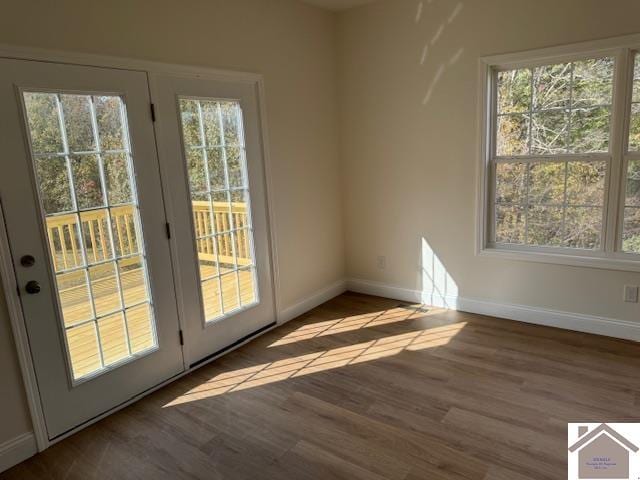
[195,227,253,241]
[215,103,242,311]
[33,149,129,158]
[196,100,225,317]
[65,299,151,331]
[89,95,133,358]
[54,93,106,371]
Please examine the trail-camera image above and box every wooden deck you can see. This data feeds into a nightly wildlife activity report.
[5,292,640,479]
[61,265,256,379]
[44,200,256,378]
[47,201,257,379]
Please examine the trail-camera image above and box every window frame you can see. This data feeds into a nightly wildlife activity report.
[477,34,640,272]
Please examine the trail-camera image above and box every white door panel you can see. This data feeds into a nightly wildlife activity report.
[0,59,184,438]
[151,74,276,366]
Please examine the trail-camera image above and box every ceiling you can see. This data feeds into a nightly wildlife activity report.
[300,0,378,11]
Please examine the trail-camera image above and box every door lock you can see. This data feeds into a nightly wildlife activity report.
[20,255,35,267]
[25,280,41,295]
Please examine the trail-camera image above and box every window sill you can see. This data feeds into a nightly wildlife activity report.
[479,245,640,273]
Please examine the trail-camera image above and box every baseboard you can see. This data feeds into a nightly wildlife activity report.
[0,432,36,473]
[347,278,640,342]
[346,278,458,309]
[277,279,347,324]
[456,297,640,342]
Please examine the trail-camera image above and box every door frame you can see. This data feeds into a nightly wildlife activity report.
[0,43,282,452]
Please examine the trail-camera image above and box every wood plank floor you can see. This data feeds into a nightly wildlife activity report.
[4,291,640,480]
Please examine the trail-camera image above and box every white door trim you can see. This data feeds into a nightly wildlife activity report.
[0,43,281,454]
[0,201,48,451]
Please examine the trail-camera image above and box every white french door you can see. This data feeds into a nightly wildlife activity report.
[0,59,184,439]
[0,57,276,441]
[151,74,276,366]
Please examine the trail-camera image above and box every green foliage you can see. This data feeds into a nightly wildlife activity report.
[623,206,640,253]
[178,98,247,198]
[71,155,103,209]
[495,160,605,249]
[103,153,132,205]
[623,234,640,253]
[630,104,640,151]
[24,93,132,213]
[493,56,630,250]
[498,69,531,113]
[497,58,613,157]
[95,96,125,151]
[24,92,63,153]
[35,156,72,214]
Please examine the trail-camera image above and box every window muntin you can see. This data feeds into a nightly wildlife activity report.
[492,57,614,251]
[178,98,259,323]
[23,92,157,381]
[497,58,614,157]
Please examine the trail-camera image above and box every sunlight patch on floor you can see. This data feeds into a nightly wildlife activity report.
[164,321,466,407]
[268,306,447,347]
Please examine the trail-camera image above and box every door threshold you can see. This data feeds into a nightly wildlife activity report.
[190,322,276,369]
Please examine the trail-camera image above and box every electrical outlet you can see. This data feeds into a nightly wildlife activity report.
[376,255,386,270]
[624,285,639,303]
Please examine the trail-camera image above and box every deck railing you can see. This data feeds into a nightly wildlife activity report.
[46,205,136,273]
[45,202,251,274]
[191,201,251,266]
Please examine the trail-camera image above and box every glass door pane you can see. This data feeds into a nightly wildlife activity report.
[23,91,156,381]
[178,98,259,322]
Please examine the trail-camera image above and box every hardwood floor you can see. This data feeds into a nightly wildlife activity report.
[4,291,640,480]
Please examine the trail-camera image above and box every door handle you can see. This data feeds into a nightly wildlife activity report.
[25,280,41,295]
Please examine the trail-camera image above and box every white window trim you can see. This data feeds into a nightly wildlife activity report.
[476,33,640,273]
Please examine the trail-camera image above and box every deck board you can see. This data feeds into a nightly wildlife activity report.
[59,266,256,378]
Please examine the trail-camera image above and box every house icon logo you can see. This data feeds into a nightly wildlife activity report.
[568,424,639,479]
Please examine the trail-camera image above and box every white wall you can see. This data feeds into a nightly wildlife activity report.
[0,0,344,449]
[339,0,640,317]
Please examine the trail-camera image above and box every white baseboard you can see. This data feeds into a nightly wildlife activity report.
[346,278,458,309]
[347,278,640,342]
[456,297,640,342]
[277,279,347,324]
[0,432,36,473]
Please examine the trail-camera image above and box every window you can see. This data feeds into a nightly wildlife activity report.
[495,58,612,250]
[481,39,640,270]
[178,98,259,323]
